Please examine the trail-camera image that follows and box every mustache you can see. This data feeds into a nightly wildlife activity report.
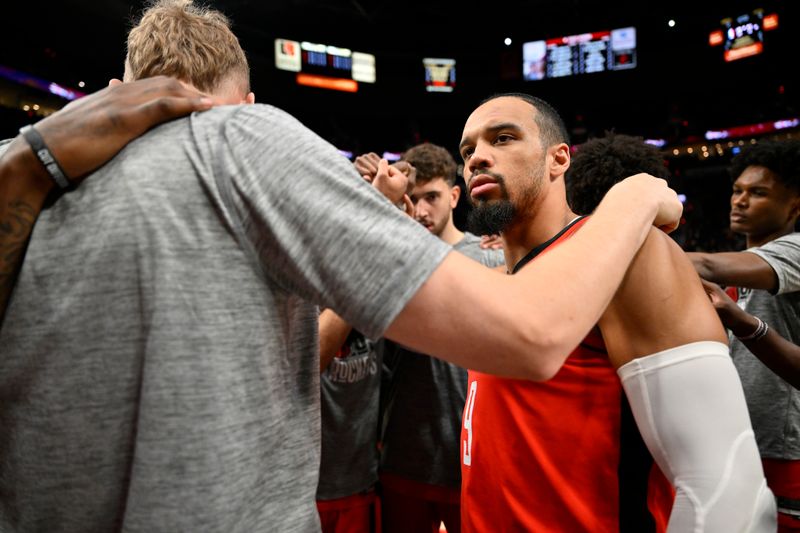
[467,170,505,188]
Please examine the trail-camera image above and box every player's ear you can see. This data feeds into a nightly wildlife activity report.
[789,192,800,220]
[549,143,570,179]
[451,184,461,208]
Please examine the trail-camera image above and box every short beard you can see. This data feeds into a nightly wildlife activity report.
[467,200,516,235]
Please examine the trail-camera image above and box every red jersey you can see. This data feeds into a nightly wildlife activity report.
[460,217,673,532]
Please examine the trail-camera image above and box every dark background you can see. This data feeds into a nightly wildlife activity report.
[1,0,797,249]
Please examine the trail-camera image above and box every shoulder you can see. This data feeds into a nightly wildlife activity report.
[615,227,700,305]
[193,104,344,172]
[747,233,800,268]
[752,233,800,254]
[194,104,307,137]
[748,233,800,294]
[635,227,685,266]
[601,227,728,365]
[456,233,506,267]
[456,232,481,247]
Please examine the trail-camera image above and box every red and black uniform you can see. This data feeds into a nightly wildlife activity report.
[460,217,673,532]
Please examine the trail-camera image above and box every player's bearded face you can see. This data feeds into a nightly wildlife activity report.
[467,171,515,235]
[461,96,549,236]
[467,163,545,235]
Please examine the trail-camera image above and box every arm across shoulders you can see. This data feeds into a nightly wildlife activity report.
[209,104,452,340]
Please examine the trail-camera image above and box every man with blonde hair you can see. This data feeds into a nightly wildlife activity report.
[125,0,254,104]
[0,3,682,533]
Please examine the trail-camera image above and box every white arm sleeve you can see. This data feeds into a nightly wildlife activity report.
[618,341,777,532]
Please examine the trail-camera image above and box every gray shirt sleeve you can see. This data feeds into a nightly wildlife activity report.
[210,105,451,339]
[747,233,800,295]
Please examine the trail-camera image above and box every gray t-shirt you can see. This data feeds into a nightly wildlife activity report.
[733,232,800,459]
[317,331,383,500]
[380,233,504,488]
[0,105,450,532]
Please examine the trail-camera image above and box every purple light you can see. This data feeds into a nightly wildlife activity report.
[0,65,86,101]
[382,151,402,162]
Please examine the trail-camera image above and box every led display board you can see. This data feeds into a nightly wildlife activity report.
[523,27,636,81]
[709,10,778,62]
[275,38,376,92]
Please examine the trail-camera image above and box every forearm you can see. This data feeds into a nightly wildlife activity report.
[726,312,800,389]
[742,331,800,389]
[687,251,777,291]
[0,137,54,323]
[319,308,353,372]
[687,252,716,281]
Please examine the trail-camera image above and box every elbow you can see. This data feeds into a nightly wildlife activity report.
[531,342,572,381]
[695,254,716,281]
[507,326,571,382]
[526,360,563,382]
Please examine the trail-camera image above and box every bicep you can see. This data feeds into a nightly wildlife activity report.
[600,230,728,369]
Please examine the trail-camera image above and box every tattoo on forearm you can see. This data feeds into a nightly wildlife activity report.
[0,199,36,309]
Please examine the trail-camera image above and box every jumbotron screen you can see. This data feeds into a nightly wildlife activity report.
[522,27,636,81]
[275,38,376,92]
[708,9,779,62]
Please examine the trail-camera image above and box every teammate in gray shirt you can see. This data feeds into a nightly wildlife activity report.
[0,2,682,532]
[377,144,504,533]
[315,162,416,529]
[689,139,800,529]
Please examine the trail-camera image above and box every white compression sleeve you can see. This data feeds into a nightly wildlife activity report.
[617,341,777,533]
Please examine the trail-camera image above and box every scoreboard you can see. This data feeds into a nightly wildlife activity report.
[708,9,779,62]
[275,38,376,92]
[523,27,636,81]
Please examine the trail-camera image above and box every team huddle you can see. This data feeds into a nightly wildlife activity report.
[0,1,798,532]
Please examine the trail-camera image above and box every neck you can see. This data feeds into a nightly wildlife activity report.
[438,217,464,245]
[501,192,577,269]
[746,222,796,248]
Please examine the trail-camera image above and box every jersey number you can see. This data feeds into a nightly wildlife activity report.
[462,380,478,466]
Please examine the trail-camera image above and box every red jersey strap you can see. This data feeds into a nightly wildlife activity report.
[510,216,589,274]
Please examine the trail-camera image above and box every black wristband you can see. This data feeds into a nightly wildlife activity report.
[19,125,71,190]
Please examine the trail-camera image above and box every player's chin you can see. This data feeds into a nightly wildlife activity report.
[470,194,496,206]
[729,219,749,234]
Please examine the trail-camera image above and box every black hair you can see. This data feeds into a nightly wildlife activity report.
[729,139,800,193]
[480,92,570,148]
[566,132,670,215]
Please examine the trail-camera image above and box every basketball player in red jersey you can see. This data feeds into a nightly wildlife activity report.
[457,93,776,532]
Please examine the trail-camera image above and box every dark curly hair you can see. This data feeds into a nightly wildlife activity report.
[729,140,800,193]
[401,143,458,186]
[480,92,570,149]
[566,133,670,215]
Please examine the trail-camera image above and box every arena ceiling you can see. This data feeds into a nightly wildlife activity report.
[1,0,796,150]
